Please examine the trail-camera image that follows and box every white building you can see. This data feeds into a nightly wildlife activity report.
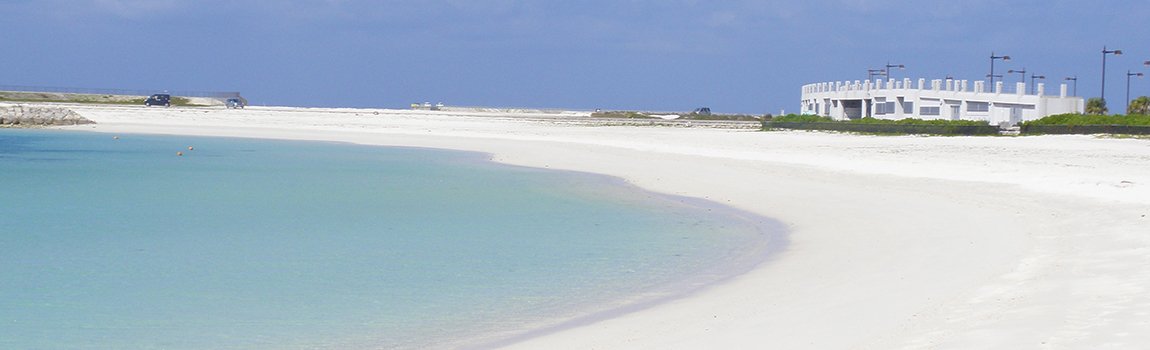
[800,78,1084,125]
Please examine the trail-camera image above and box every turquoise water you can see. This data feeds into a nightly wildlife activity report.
[0,129,777,349]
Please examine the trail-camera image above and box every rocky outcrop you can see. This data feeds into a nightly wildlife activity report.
[0,104,94,126]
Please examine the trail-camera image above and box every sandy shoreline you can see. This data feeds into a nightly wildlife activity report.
[57,104,1150,348]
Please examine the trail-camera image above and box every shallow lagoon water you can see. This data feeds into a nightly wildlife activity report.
[0,129,776,349]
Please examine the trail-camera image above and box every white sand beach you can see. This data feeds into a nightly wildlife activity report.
[60,105,1150,349]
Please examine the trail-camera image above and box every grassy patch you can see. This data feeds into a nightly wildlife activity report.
[0,92,203,106]
[590,111,658,119]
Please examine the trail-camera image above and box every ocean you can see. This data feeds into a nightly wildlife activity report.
[0,128,777,349]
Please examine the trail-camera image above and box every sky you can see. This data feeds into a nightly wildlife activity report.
[2,0,1149,114]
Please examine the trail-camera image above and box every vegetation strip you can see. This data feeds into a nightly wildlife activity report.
[0,91,200,106]
[1020,113,1150,135]
[762,115,999,135]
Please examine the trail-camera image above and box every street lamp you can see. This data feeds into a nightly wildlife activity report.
[867,69,887,81]
[1030,74,1046,94]
[989,52,1011,86]
[1008,68,1027,92]
[1101,46,1123,107]
[1064,76,1078,96]
[885,62,905,81]
[1127,70,1144,114]
[986,74,1003,91]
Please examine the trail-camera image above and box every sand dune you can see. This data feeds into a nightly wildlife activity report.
[64,104,1150,349]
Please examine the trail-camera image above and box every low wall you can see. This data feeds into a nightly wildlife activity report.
[0,104,95,126]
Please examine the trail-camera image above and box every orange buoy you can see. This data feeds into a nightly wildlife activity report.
[113,136,120,140]
[176,151,183,156]
[187,146,194,151]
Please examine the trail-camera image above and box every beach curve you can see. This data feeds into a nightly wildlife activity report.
[57,104,1150,349]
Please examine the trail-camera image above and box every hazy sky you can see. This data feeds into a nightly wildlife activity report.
[2,0,1148,113]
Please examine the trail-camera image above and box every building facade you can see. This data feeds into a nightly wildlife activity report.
[800,78,1084,125]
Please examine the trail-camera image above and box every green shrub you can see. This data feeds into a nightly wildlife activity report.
[770,114,834,122]
[1022,113,1150,126]
[768,115,988,126]
[848,117,990,126]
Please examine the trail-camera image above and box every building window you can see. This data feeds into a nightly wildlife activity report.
[920,106,941,116]
[902,101,913,115]
[876,101,895,115]
[968,102,989,112]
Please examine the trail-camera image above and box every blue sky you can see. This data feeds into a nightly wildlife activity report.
[2,0,1148,114]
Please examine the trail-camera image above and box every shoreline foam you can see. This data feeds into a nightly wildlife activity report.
[62,105,1150,349]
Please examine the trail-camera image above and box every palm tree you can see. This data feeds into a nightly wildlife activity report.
[1086,97,1108,115]
[1128,96,1150,115]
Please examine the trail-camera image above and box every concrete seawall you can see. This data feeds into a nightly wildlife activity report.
[0,104,94,126]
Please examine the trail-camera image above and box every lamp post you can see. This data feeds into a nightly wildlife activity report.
[986,74,1003,91]
[989,52,1011,86]
[867,69,887,81]
[1127,70,1144,114]
[1101,46,1123,108]
[1064,76,1078,96]
[1030,74,1046,94]
[1008,68,1027,92]
[885,62,905,81]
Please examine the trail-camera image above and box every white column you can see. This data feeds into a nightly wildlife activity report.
[1060,83,1068,98]
[1016,82,1025,96]
[995,81,1003,94]
[1037,83,1045,97]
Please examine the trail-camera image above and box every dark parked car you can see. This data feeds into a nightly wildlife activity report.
[226,98,244,109]
[144,94,171,107]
